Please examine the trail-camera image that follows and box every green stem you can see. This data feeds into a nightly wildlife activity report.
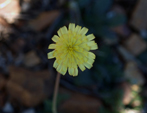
[52,72,61,113]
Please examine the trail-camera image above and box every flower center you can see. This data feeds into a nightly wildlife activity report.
[67,45,74,51]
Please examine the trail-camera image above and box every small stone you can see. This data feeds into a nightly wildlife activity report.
[124,61,145,85]
[2,102,14,113]
[124,34,147,56]
[23,51,41,67]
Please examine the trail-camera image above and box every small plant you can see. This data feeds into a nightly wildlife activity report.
[47,23,98,113]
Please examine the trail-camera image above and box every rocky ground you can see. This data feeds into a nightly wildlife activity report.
[0,0,147,113]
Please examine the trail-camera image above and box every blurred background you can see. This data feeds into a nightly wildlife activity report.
[0,0,147,113]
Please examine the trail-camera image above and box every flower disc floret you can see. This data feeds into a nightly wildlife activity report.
[48,23,98,76]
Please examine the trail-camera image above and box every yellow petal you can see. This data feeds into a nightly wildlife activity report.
[52,35,59,42]
[91,44,98,50]
[57,64,62,72]
[87,41,95,46]
[62,58,69,67]
[68,67,74,75]
[48,44,56,49]
[75,25,81,33]
[87,58,94,65]
[84,62,92,69]
[88,52,96,59]
[59,65,67,75]
[57,28,62,37]
[47,51,55,59]
[79,64,85,71]
[53,60,58,68]
[69,23,75,31]
[87,34,95,41]
[80,27,88,36]
[73,67,78,76]
[80,43,90,51]
[61,26,68,34]
[87,41,98,50]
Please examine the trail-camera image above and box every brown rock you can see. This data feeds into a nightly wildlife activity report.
[29,10,61,31]
[23,51,41,67]
[124,34,147,56]
[124,61,145,85]
[0,0,20,23]
[130,0,147,30]
[7,66,54,107]
[59,87,101,113]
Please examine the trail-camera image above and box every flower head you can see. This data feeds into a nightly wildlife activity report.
[48,23,98,76]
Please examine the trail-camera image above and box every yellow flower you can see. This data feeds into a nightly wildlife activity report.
[48,23,98,76]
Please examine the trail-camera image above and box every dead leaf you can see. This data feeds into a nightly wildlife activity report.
[29,10,61,31]
[59,87,102,113]
[7,66,54,107]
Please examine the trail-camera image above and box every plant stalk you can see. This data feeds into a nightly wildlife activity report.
[52,72,61,113]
